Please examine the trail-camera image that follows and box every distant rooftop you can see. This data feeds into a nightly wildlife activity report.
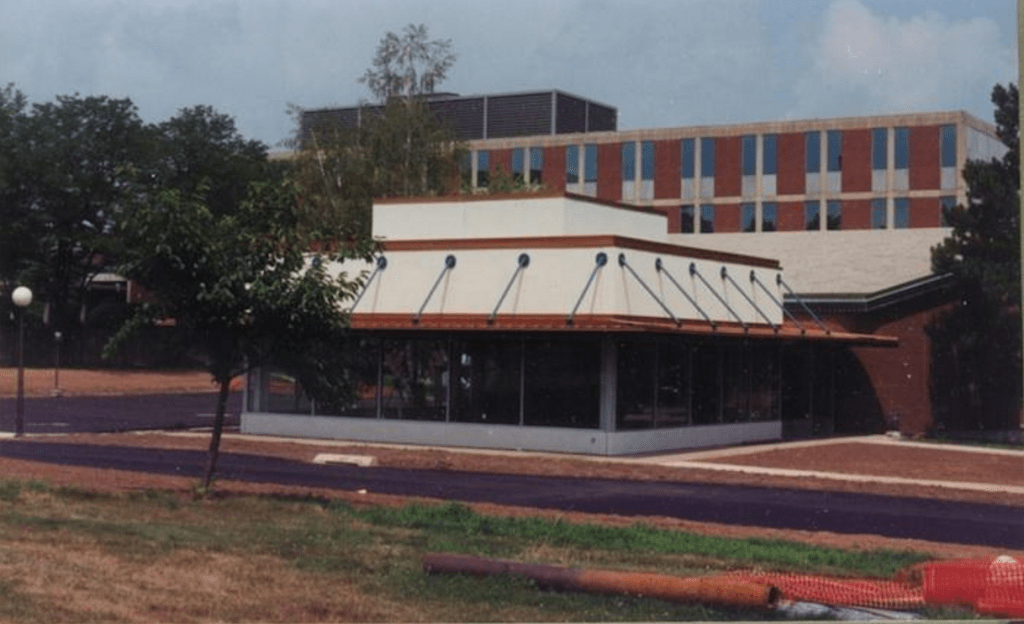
[301,89,618,141]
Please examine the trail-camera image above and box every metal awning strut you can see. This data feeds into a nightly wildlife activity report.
[721,267,777,332]
[489,253,530,323]
[690,263,746,330]
[750,271,805,334]
[655,258,716,329]
[413,254,456,323]
[618,254,680,326]
[349,255,387,313]
[777,274,831,334]
[567,252,607,325]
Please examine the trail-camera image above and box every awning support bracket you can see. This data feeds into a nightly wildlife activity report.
[617,254,680,326]
[349,255,387,313]
[489,253,530,324]
[690,263,746,331]
[567,252,607,325]
[777,274,831,335]
[750,271,805,334]
[721,267,777,332]
[413,254,456,323]
[655,258,715,329]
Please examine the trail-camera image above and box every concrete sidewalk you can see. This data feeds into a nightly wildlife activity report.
[633,435,1024,496]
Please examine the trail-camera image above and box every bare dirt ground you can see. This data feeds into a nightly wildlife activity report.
[2,367,1022,562]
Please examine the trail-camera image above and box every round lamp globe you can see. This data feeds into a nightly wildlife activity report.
[11,286,32,308]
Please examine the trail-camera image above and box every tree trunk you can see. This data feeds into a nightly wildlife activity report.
[202,377,232,491]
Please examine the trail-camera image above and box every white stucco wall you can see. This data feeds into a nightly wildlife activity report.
[340,244,783,326]
[373,195,667,242]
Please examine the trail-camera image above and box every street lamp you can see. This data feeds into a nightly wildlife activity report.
[53,331,63,397]
[12,286,32,437]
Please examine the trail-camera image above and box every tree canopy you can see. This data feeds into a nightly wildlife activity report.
[929,83,1021,434]
[360,23,456,103]
[290,23,464,237]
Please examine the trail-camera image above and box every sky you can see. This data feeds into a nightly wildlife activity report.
[1,0,1017,149]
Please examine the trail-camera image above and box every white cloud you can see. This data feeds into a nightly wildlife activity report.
[790,0,1014,119]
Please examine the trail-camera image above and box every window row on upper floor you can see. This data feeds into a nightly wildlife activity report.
[675,196,958,234]
[463,124,962,201]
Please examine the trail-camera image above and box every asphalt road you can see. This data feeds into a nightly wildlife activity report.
[0,392,242,434]
[1,438,1021,550]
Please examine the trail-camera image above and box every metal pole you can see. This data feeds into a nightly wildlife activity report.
[53,331,62,397]
[15,307,24,437]
[1018,0,1023,432]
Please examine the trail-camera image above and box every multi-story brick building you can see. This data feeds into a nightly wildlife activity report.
[297,90,1006,438]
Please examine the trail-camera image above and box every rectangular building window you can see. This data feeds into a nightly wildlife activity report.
[872,128,887,170]
[680,204,695,233]
[871,198,887,229]
[741,135,756,176]
[477,150,490,188]
[894,197,909,229]
[762,134,778,175]
[700,204,715,233]
[700,137,715,177]
[641,141,655,181]
[940,195,956,227]
[584,144,598,183]
[806,131,821,172]
[565,145,579,185]
[826,200,842,230]
[529,147,543,184]
[894,127,910,170]
[761,202,777,232]
[621,142,636,181]
[741,202,756,233]
[681,138,695,179]
[940,125,957,168]
[512,147,525,183]
[827,130,843,172]
[805,201,820,230]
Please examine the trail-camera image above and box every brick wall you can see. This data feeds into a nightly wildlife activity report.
[777,132,806,195]
[654,139,681,199]
[842,128,871,192]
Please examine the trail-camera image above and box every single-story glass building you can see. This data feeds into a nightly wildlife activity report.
[242,193,894,455]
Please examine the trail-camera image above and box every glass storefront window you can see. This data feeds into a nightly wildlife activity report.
[616,341,656,430]
[690,342,722,424]
[450,339,522,425]
[381,339,449,421]
[656,341,691,427]
[523,339,600,428]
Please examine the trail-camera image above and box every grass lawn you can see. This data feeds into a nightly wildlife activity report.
[0,478,942,622]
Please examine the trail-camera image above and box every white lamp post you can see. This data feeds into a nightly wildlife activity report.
[12,286,32,437]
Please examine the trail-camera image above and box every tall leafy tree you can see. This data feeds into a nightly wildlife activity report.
[153,105,271,217]
[929,83,1021,434]
[360,23,456,103]
[290,24,463,235]
[0,84,29,292]
[12,94,151,342]
[111,178,375,489]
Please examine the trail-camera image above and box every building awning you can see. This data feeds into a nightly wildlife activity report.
[349,312,898,347]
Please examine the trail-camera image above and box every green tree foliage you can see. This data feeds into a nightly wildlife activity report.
[111,177,375,489]
[929,83,1021,434]
[360,23,456,103]
[4,94,150,338]
[290,24,463,237]
[152,105,272,217]
[0,84,29,292]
